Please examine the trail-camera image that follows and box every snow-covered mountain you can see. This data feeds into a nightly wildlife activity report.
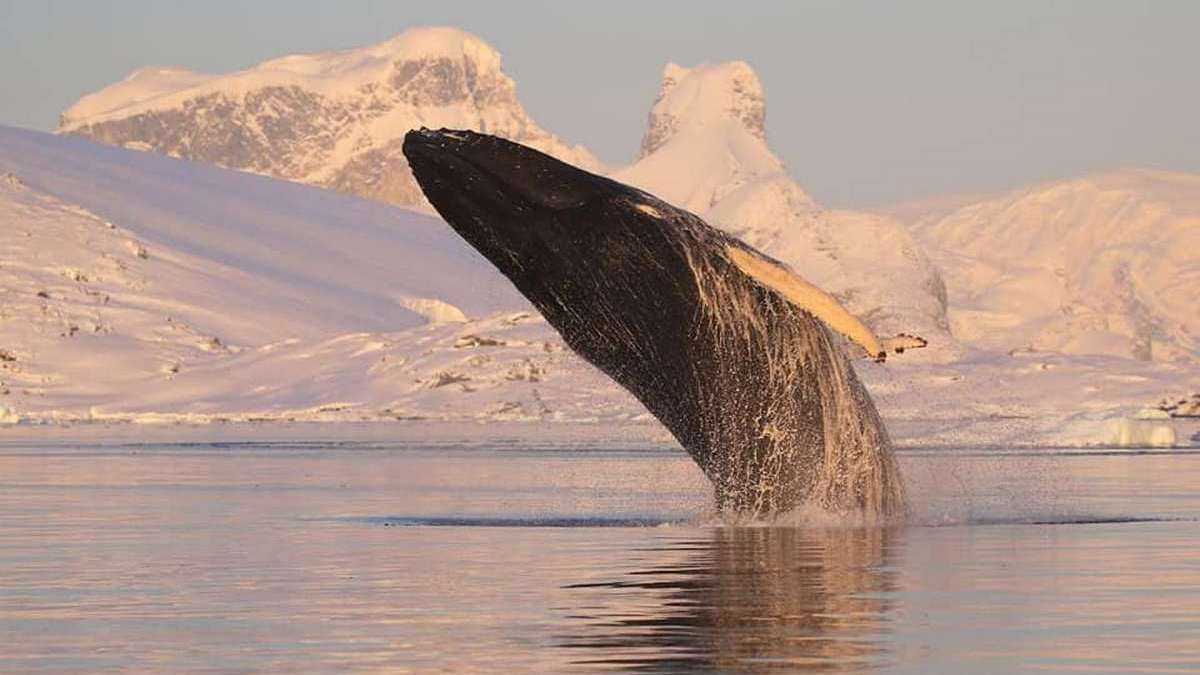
[59,27,599,209]
[895,170,1200,364]
[615,62,956,359]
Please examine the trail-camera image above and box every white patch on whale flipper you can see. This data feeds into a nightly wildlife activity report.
[726,245,924,362]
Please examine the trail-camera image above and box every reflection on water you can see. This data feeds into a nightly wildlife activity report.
[561,527,900,671]
[2,441,1199,672]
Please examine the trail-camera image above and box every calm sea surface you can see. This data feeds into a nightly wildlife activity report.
[1,435,1198,673]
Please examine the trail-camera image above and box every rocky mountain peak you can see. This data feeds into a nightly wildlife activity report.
[58,27,597,210]
[617,62,952,358]
[639,61,767,158]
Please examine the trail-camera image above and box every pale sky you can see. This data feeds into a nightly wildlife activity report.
[2,0,1197,207]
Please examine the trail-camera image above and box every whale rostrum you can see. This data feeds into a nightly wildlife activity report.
[403,128,912,519]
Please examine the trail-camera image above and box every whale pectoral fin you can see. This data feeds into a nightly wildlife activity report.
[848,334,929,362]
[726,245,887,361]
[844,340,883,363]
[881,333,928,356]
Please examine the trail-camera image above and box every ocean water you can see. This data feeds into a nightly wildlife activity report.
[1,434,1198,672]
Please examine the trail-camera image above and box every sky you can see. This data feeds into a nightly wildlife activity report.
[2,0,1198,207]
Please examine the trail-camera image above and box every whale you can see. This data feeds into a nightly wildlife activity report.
[402,128,910,518]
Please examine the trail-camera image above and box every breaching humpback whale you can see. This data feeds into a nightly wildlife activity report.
[403,128,915,518]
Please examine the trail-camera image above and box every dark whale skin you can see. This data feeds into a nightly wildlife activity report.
[403,128,906,519]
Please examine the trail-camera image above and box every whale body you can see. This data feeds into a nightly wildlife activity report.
[403,128,907,518]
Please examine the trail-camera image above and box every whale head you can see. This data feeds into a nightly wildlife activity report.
[403,128,714,372]
[402,128,692,317]
[403,128,906,518]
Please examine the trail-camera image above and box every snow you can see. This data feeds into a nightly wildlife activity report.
[57,26,600,210]
[616,62,783,214]
[254,26,504,82]
[60,67,216,126]
[0,127,520,337]
[397,297,468,324]
[62,28,499,128]
[863,350,1195,448]
[896,169,1200,364]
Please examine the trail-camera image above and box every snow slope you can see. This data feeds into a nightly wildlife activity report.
[1,127,521,336]
[615,63,956,360]
[60,27,599,210]
[897,169,1200,364]
[0,126,637,424]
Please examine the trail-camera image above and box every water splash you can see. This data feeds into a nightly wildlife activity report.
[663,223,907,520]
